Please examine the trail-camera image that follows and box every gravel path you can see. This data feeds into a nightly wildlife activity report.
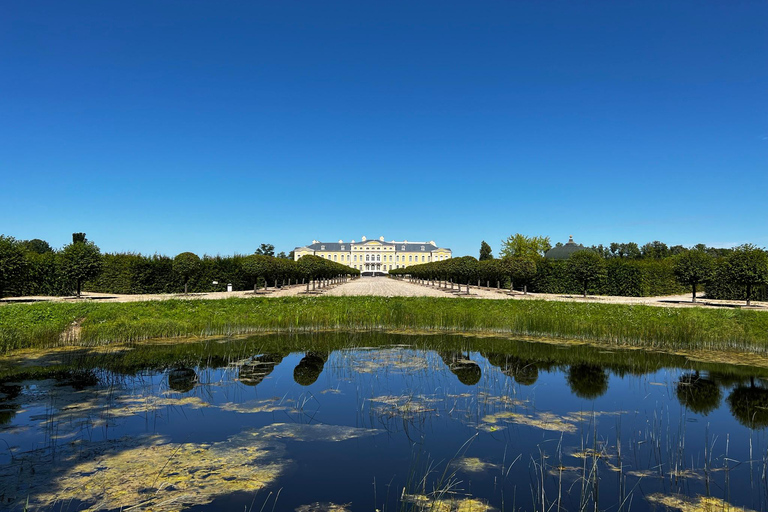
[2,277,765,310]
[323,277,454,297]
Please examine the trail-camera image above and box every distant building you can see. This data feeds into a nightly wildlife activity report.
[294,236,452,274]
[544,236,590,260]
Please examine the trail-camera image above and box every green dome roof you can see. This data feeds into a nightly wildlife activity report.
[545,236,591,260]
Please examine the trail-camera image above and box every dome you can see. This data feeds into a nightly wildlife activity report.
[545,236,591,260]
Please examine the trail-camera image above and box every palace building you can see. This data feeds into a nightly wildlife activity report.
[294,236,452,274]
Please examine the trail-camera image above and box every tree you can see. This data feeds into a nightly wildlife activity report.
[60,235,103,297]
[276,251,289,259]
[609,242,641,259]
[0,235,27,297]
[502,257,536,292]
[727,244,768,306]
[479,241,493,261]
[641,241,670,259]
[567,250,606,297]
[173,252,201,294]
[255,244,275,257]
[590,244,611,259]
[21,239,53,254]
[499,234,551,260]
[242,254,276,289]
[673,248,714,303]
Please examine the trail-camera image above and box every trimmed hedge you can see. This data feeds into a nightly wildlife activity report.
[529,258,687,297]
[706,259,768,302]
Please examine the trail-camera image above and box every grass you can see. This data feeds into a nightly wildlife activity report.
[1,296,768,353]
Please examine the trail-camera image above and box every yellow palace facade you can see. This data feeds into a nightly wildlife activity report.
[293,236,452,274]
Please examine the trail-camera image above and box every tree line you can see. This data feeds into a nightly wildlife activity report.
[0,234,358,297]
[393,234,768,305]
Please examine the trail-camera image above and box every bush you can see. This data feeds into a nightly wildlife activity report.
[530,258,687,297]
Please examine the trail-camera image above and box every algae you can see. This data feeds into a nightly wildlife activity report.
[403,493,495,511]
[481,411,577,433]
[647,493,755,512]
[295,502,352,512]
[451,457,499,474]
[254,422,382,442]
[1,432,289,511]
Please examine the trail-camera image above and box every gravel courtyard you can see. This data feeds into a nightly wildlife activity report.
[2,276,765,310]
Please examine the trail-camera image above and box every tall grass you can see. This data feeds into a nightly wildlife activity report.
[1,296,767,353]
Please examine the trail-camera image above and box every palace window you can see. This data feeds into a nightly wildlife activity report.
[334,255,337,261]
[321,245,325,250]
[341,245,345,250]
[421,246,425,251]
[409,255,412,262]
[401,245,405,250]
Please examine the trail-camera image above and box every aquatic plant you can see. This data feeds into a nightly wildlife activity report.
[3,296,768,354]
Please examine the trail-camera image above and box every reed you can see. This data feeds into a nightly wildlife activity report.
[1,296,767,353]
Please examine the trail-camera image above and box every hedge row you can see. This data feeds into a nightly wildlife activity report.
[391,256,689,297]
[532,258,688,297]
[706,259,768,302]
[7,252,358,296]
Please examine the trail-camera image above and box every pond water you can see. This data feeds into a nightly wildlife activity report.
[2,332,768,511]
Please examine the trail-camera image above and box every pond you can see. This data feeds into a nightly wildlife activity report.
[2,332,768,511]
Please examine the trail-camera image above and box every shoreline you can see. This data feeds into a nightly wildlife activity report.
[2,295,767,355]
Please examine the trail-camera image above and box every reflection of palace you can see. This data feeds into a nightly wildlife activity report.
[294,236,452,274]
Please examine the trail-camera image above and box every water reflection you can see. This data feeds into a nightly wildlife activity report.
[728,379,768,429]
[239,354,285,386]
[293,352,328,386]
[676,372,721,415]
[4,333,768,512]
[485,353,539,386]
[566,364,609,399]
[439,351,482,386]
[0,383,21,425]
[168,367,198,392]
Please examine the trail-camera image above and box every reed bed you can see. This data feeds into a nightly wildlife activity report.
[1,296,767,353]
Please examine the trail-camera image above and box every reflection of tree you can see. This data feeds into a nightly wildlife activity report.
[168,368,198,393]
[0,384,21,425]
[709,372,751,388]
[293,352,328,386]
[486,354,539,386]
[567,364,609,399]
[440,352,481,386]
[676,372,721,415]
[63,370,99,390]
[239,354,285,387]
[728,380,768,429]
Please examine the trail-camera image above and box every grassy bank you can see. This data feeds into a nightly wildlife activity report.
[1,296,767,353]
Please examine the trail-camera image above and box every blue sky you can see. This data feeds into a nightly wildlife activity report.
[2,1,766,257]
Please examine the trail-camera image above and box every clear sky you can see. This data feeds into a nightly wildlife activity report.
[2,1,766,258]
